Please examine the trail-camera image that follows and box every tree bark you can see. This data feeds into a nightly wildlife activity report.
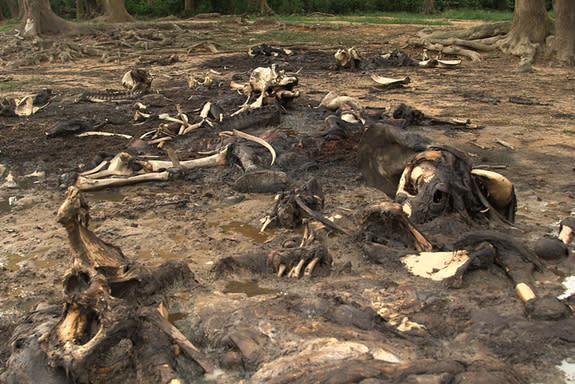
[97,0,134,22]
[423,0,435,15]
[497,0,553,70]
[20,0,78,37]
[259,0,273,15]
[553,0,575,64]
[184,0,193,14]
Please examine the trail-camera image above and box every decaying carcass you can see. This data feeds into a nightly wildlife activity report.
[2,187,212,383]
[395,145,516,228]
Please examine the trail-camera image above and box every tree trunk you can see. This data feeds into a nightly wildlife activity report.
[259,0,273,15]
[0,5,4,20]
[423,0,435,15]
[20,0,78,37]
[184,0,193,14]
[553,0,575,64]
[497,0,553,71]
[98,0,134,22]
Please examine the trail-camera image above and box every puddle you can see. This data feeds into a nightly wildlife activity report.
[220,221,272,244]
[86,190,125,202]
[223,280,280,297]
[558,359,575,383]
[0,252,26,271]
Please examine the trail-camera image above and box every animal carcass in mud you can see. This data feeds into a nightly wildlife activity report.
[395,145,516,227]
[2,187,212,383]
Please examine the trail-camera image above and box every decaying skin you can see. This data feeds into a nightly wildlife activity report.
[395,145,516,228]
[3,187,211,383]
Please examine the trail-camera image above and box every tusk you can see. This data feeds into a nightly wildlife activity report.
[304,257,320,277]
[277,264,286,277]
[220,129,276,166]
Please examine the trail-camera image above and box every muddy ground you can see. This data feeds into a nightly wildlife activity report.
[1,17,575,383]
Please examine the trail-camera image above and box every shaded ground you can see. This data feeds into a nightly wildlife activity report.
[1,17,575,383]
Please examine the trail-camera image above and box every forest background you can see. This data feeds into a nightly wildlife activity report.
[0,0,555,21]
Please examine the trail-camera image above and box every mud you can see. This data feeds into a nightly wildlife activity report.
[0,18,575,383]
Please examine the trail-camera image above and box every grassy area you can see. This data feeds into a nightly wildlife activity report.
[439,9,513,21]
[274,10,518,25]
[277,13,450,26]
[0,20,18,33]
[0,81,22,91]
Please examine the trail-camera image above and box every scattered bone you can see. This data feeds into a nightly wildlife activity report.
[76,131,133,139]
[334,47,361,69]
[319,92,363,111]
[558,218,575,245]
[370,74,411,88]
[220,129,276,166]
[402,250,470,281]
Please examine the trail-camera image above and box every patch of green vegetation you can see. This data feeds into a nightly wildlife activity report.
[277,13,450,26]
[439,9,513,21]
[0,81,22,91]
[562,129,575,135]
[0,20,19,33]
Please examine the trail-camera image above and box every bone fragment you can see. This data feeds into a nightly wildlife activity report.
[303,257,320,277]
[277,264,287,277]
[294,195,348,235]
[402,251,469,281]
[370,74,410,87]
[76,171,170,191]
[319,92,363,111]
[558,218,574,244]
[260,216,274,232]
[76,131,133,139]
[515,283,536,303]
[84,152,134,179]
[147,146,228,172]
[220,130,276,166]
[288,258,306,279]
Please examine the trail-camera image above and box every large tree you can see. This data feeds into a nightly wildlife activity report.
[96,0,134,22]
[498,0,553,70]
[553,0,575,64]
[20,0,78,37]
[411,0,570,70]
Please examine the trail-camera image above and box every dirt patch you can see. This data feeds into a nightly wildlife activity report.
[1,18,574,383]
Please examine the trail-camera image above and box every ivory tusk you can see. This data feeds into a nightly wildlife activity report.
[304,257,320,277]
[277,264,286,277]
[515,283,536,303]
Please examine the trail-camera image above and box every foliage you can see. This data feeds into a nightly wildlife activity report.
[36,0,527,20]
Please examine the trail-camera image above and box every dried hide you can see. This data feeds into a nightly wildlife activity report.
[395,146,516,227]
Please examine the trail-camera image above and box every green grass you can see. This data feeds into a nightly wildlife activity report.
[0,20,18,33]
[0,81,22,91]
[276,13,450,26]
[439,9,513,21]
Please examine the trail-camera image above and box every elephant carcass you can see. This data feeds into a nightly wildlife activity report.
[395,146,516,227]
